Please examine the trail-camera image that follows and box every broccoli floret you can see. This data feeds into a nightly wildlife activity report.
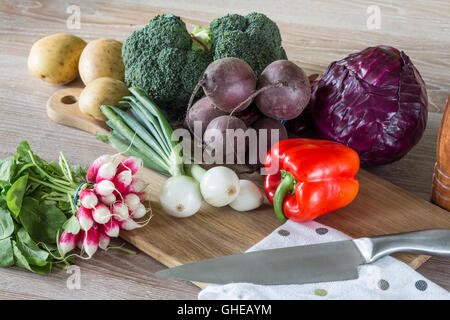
[213,30,254,66]
[210,12,287,77]
[181,50,212,96]
[122,14,213,122]
[210,14,247,41]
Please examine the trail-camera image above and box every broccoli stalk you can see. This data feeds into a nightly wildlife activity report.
[191,26,212,52]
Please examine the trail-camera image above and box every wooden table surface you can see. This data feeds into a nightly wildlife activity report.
[0,0,449,299]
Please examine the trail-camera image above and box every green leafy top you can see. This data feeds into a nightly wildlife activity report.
[0,141,87,274]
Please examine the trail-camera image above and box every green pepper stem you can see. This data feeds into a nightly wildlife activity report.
[273,171,296,224]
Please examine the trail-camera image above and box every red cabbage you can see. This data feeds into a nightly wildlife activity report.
[310,46,428,165]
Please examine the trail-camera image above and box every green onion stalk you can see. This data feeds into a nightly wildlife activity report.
[98,87,208,217]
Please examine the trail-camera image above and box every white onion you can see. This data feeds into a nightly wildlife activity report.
[229,180,264,211]
[160,176,202,218]
[200,166,240,207]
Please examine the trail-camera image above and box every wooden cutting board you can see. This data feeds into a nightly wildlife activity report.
[47,87,450,278]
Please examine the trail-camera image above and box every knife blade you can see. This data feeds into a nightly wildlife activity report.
[156,229,450,285]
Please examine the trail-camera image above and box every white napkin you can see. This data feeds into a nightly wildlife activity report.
[199,220,450,300]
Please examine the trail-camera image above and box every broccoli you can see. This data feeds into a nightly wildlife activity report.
[122,12,287,121]
[210,12,287,77]
[122,14,212,121]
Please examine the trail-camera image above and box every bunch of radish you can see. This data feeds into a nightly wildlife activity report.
[59,155,151,258]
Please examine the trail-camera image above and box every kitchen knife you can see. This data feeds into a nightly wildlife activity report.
[156,229,450,285]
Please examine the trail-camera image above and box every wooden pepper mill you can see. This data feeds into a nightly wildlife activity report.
[431,95,450,211]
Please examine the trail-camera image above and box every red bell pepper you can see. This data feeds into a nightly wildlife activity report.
[264,138,360,223]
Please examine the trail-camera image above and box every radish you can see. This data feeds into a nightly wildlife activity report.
[83,224,99,258]
[94,180,116,196]
[112,202,129,221]
[117,156,142,176]
[131,203,147,219]
[124,193,141,211]
[77,206,94,231]
[118,217,142,231]
[92,203,111,224]
[59,231,78,256]
[103,218,120,237]
[86,154,115,183]
[98,228,110,250]
[113,170,132,194]
[79,189,98,209]
[96,162,117,183]
[99,193,116,206]
[128,178,148,194]
[77,231,84,250]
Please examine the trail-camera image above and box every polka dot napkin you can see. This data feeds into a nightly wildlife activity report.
[199,220,450,300]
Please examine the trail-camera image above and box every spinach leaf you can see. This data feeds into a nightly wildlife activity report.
[16,228,49,266]
[19,197,67,244]
[0,156,16,184]
[0,237,13,267]
[62,215,81,235]
[0,206,14,240]
[16,141,33,163]
[12,240,51,274]
[6,174,28,216]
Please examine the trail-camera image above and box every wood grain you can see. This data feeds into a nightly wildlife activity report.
[432,96,450,210]
[0,0,449,299]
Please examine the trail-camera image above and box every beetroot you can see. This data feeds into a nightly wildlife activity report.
[185,96,228,135]
[256,60,311,120]
[198,57,256,113]
[203,115,249,164]
[249,117,288,165]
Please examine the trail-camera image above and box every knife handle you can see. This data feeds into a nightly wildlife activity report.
[353,229,450,263]
[431,95,450,211]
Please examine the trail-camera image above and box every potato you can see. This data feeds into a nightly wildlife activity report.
[28,33,86,85]
[79,38,125,85]
[79,77,129,121]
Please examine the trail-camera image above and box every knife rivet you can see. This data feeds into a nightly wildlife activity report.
[278,229,290,236]
[415,280,428,291]
[377,279,390,291]
[315,227,329,235]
